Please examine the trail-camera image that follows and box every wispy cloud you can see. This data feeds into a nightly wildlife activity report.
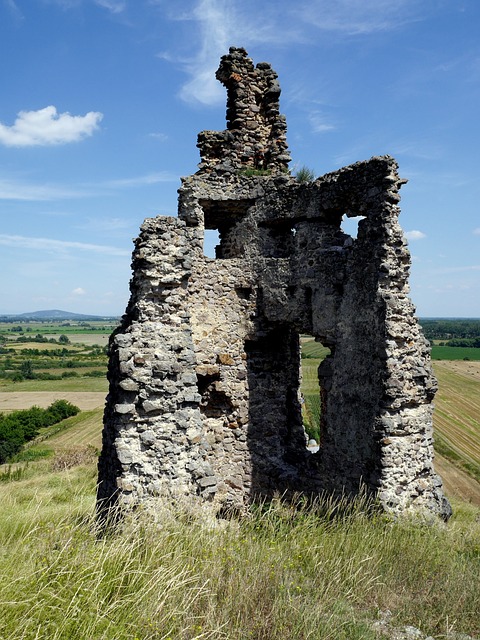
[157,0,432,105]
[4,0,23,20]
[0,179,88,201]
[0,106,103,147]
[160,0,300,106]
[42,0,81,8]
[102,171,177,187]
[333,140,374,167]
[473,228,480,236]
[78,217,132,231]
[430,264,480,275]
[0,170,176,202]
[94,0,126,12]
[72,287,86,295]
[148,132,168,142]
[298,0,423,35]
[44,0,125,10]
[308,110,335,134]
[405,230,426,241]
[0,234,130,256]
[390,140,444,162]
[175,0,232,105]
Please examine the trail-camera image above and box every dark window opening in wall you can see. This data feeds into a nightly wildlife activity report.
[235,286,252,300]
[196,371,234,418]
[300,334,331,452]
[204,229,220,258]
[245,325,304,450]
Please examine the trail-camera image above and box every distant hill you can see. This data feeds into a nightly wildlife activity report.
[0,310,119,321]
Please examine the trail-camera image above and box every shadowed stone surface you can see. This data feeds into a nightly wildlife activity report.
[97,47,451,520]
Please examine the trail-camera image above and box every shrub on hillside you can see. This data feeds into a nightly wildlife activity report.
[0,400,80,464]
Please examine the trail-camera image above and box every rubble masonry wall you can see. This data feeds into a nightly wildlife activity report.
[97,48,450,519]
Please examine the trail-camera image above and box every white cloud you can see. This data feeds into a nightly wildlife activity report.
[430,265,480,275]
[176,0,231,105]
[391,140,443,162]
[72,287,86,295]
[0,170,176,202]
[0,106,103,147]
[473,228,480,236]
[43,0,80,8]
[0,234,130,257]
[405,230,426,241]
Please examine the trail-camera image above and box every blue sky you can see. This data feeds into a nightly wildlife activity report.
[0,0,479,317]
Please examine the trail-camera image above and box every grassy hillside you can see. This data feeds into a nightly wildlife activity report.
[0,332,479,638]
[0,454,479,640]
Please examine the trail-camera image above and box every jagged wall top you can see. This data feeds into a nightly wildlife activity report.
[197,47,291,176]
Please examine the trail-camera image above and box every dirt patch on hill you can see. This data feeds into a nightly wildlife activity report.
[0,392,106,412]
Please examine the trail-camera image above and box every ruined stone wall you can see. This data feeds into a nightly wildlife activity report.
[97,48,451,519]
[197,47,290,176]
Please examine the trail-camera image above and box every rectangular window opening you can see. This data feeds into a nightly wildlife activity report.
[204,229,220,258]
[300,334,331,452]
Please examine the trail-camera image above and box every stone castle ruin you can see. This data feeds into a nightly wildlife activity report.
[97,47,451,519]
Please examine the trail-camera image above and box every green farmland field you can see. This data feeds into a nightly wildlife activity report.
[300,337,330,442]
[431,345,480,360]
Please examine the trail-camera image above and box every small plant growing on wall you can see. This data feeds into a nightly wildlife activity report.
[295,166,315,183]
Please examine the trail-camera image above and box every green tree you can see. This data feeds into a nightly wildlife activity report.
[58,334,70,344]
[20,360,35,380]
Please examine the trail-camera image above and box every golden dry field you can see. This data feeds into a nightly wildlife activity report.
[44,407,104,450]
[432,360,480,505]
[0,391,106,413]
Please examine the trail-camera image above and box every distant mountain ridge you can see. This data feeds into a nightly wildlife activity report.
[0,309,119,321]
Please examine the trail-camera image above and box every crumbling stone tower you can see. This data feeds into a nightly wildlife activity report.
[97,47,451,519]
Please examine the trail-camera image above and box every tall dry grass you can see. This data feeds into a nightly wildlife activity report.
[0,460,479,640]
